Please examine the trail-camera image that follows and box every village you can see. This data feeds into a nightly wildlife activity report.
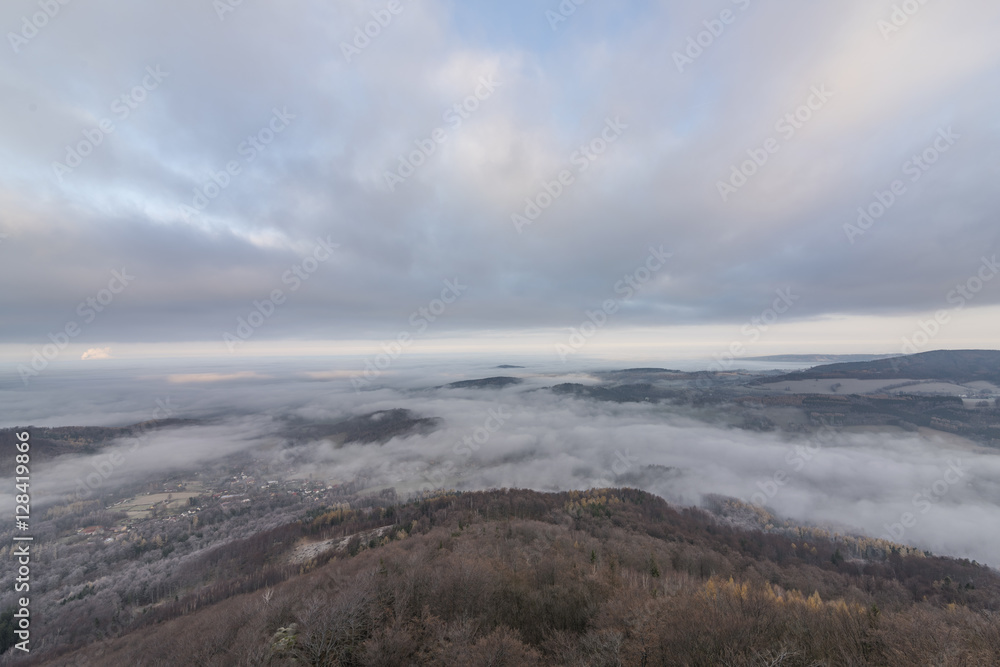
[69,462,365,545]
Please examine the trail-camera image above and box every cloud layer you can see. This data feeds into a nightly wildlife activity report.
[1,0,999,351]
[4,360,1000,565]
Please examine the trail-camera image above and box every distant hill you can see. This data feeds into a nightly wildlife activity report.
[550,383,689,404]
[444,376,523,389]
[763,350,1000,384]
[617,367,681,372]
[0,420,198,474]
[286,409,442,445]
[746,354,900,363]
[594,368,689,384]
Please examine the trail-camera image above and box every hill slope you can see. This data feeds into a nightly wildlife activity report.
[764,349,1000,385]
[42,488,1000,666]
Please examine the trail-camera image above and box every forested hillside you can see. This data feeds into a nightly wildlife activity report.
[33,488,1000,666]
[762,350,1000,385]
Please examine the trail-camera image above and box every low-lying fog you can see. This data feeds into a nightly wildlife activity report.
[3,357,999,565]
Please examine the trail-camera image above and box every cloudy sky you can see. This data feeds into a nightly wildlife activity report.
[2,0,999,366]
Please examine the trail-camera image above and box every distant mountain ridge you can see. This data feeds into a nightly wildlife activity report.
[444,376,523,389]
[0,420,198,475]
[286,409,441,445]
[746,354,901,363]
[764,350,1000,384]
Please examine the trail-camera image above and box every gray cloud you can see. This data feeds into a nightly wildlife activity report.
[1,0,999,347]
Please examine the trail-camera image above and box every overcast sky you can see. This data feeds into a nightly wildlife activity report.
[2,0,999,364]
